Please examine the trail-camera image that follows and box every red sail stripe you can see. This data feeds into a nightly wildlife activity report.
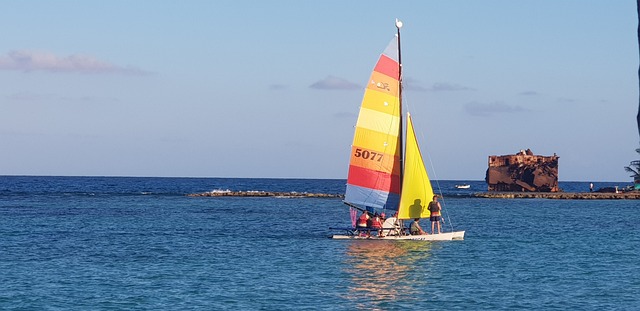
[373,54,399,80]
[347,165,401,194]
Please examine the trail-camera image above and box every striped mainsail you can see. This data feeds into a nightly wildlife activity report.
[344,36,402,211]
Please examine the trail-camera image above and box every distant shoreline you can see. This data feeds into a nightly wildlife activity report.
[187,190,344,198]
[473,191,640,200]
[187,190,640,200]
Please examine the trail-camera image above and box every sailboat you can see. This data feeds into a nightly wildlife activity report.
[332,20,465,241]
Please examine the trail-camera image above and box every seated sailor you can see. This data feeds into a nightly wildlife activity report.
[410,218,426,235]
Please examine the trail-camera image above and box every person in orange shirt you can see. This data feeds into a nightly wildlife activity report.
[370,213,383,237]
[356,211,370,237]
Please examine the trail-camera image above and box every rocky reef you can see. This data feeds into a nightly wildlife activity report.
[473,191,640,199]
[188,190,344,198]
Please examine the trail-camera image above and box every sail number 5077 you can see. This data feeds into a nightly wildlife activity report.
[354,149,383,162]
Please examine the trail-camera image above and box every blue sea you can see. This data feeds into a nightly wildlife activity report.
[1,176,638,310]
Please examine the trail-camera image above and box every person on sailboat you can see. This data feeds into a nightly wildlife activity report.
[427,195,443,234]
[356,211,370,237]
[382,212,401,236]
[410,218,426,235]
[371,213,383,237]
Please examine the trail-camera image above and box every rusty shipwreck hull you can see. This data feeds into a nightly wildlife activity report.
[486,149,559,192]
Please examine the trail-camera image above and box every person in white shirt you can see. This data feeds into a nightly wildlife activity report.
[381,212,402,236]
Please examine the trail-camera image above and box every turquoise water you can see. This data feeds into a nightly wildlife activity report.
[1,176,638,310]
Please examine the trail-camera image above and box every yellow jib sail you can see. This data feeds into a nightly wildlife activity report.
[397,113,434,220]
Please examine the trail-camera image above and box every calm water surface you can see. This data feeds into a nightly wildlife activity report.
[0,177,638,310]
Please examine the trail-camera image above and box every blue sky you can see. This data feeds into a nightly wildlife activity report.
[1,0,638,182]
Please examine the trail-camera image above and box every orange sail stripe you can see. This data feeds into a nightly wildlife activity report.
[347,165,401,194]
[348,146,400,175]
[363,72,399,104]
[374,54,399,79]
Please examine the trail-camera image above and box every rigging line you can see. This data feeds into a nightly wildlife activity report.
[414,119,456,232]
[404,94,456,230]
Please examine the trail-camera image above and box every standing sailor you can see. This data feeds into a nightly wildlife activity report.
[427,195,443,234]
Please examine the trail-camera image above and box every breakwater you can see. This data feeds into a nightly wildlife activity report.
[473,191,640,199]
[188,190,344,198]
[188,190,640,200]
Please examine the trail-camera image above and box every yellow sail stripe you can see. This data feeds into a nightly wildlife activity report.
[360,89,400,117]
[352,126,399,156]
[355,108,400,136]
[397,114,434,220]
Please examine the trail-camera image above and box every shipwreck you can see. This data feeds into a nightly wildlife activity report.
[486,149,559,192]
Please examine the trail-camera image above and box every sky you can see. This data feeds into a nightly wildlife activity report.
[1,0,638,182]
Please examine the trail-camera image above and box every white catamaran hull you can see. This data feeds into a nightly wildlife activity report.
[332,231,465,241]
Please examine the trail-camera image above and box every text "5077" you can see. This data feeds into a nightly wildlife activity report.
[354,149,383,162]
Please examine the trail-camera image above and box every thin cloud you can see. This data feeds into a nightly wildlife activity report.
[0,50,151,75]
[403,77,428,91]
[403,79,474,92]
[6,92,48,102]
[268,84,288,90]
[7,91,118,104]
[557,97,576,103]
[464,101,527,117]
[519,91,539,96]
[310,76,360,90]
[429,82,474,92]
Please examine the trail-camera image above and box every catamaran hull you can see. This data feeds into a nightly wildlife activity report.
[332,231,465,241]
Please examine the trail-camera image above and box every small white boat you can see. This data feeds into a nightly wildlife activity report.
[455,184,471,189]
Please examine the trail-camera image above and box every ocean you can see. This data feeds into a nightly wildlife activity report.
[1,176,638,310]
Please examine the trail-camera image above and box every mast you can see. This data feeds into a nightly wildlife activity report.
[396,19,404,197]
[637,0,640,140]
